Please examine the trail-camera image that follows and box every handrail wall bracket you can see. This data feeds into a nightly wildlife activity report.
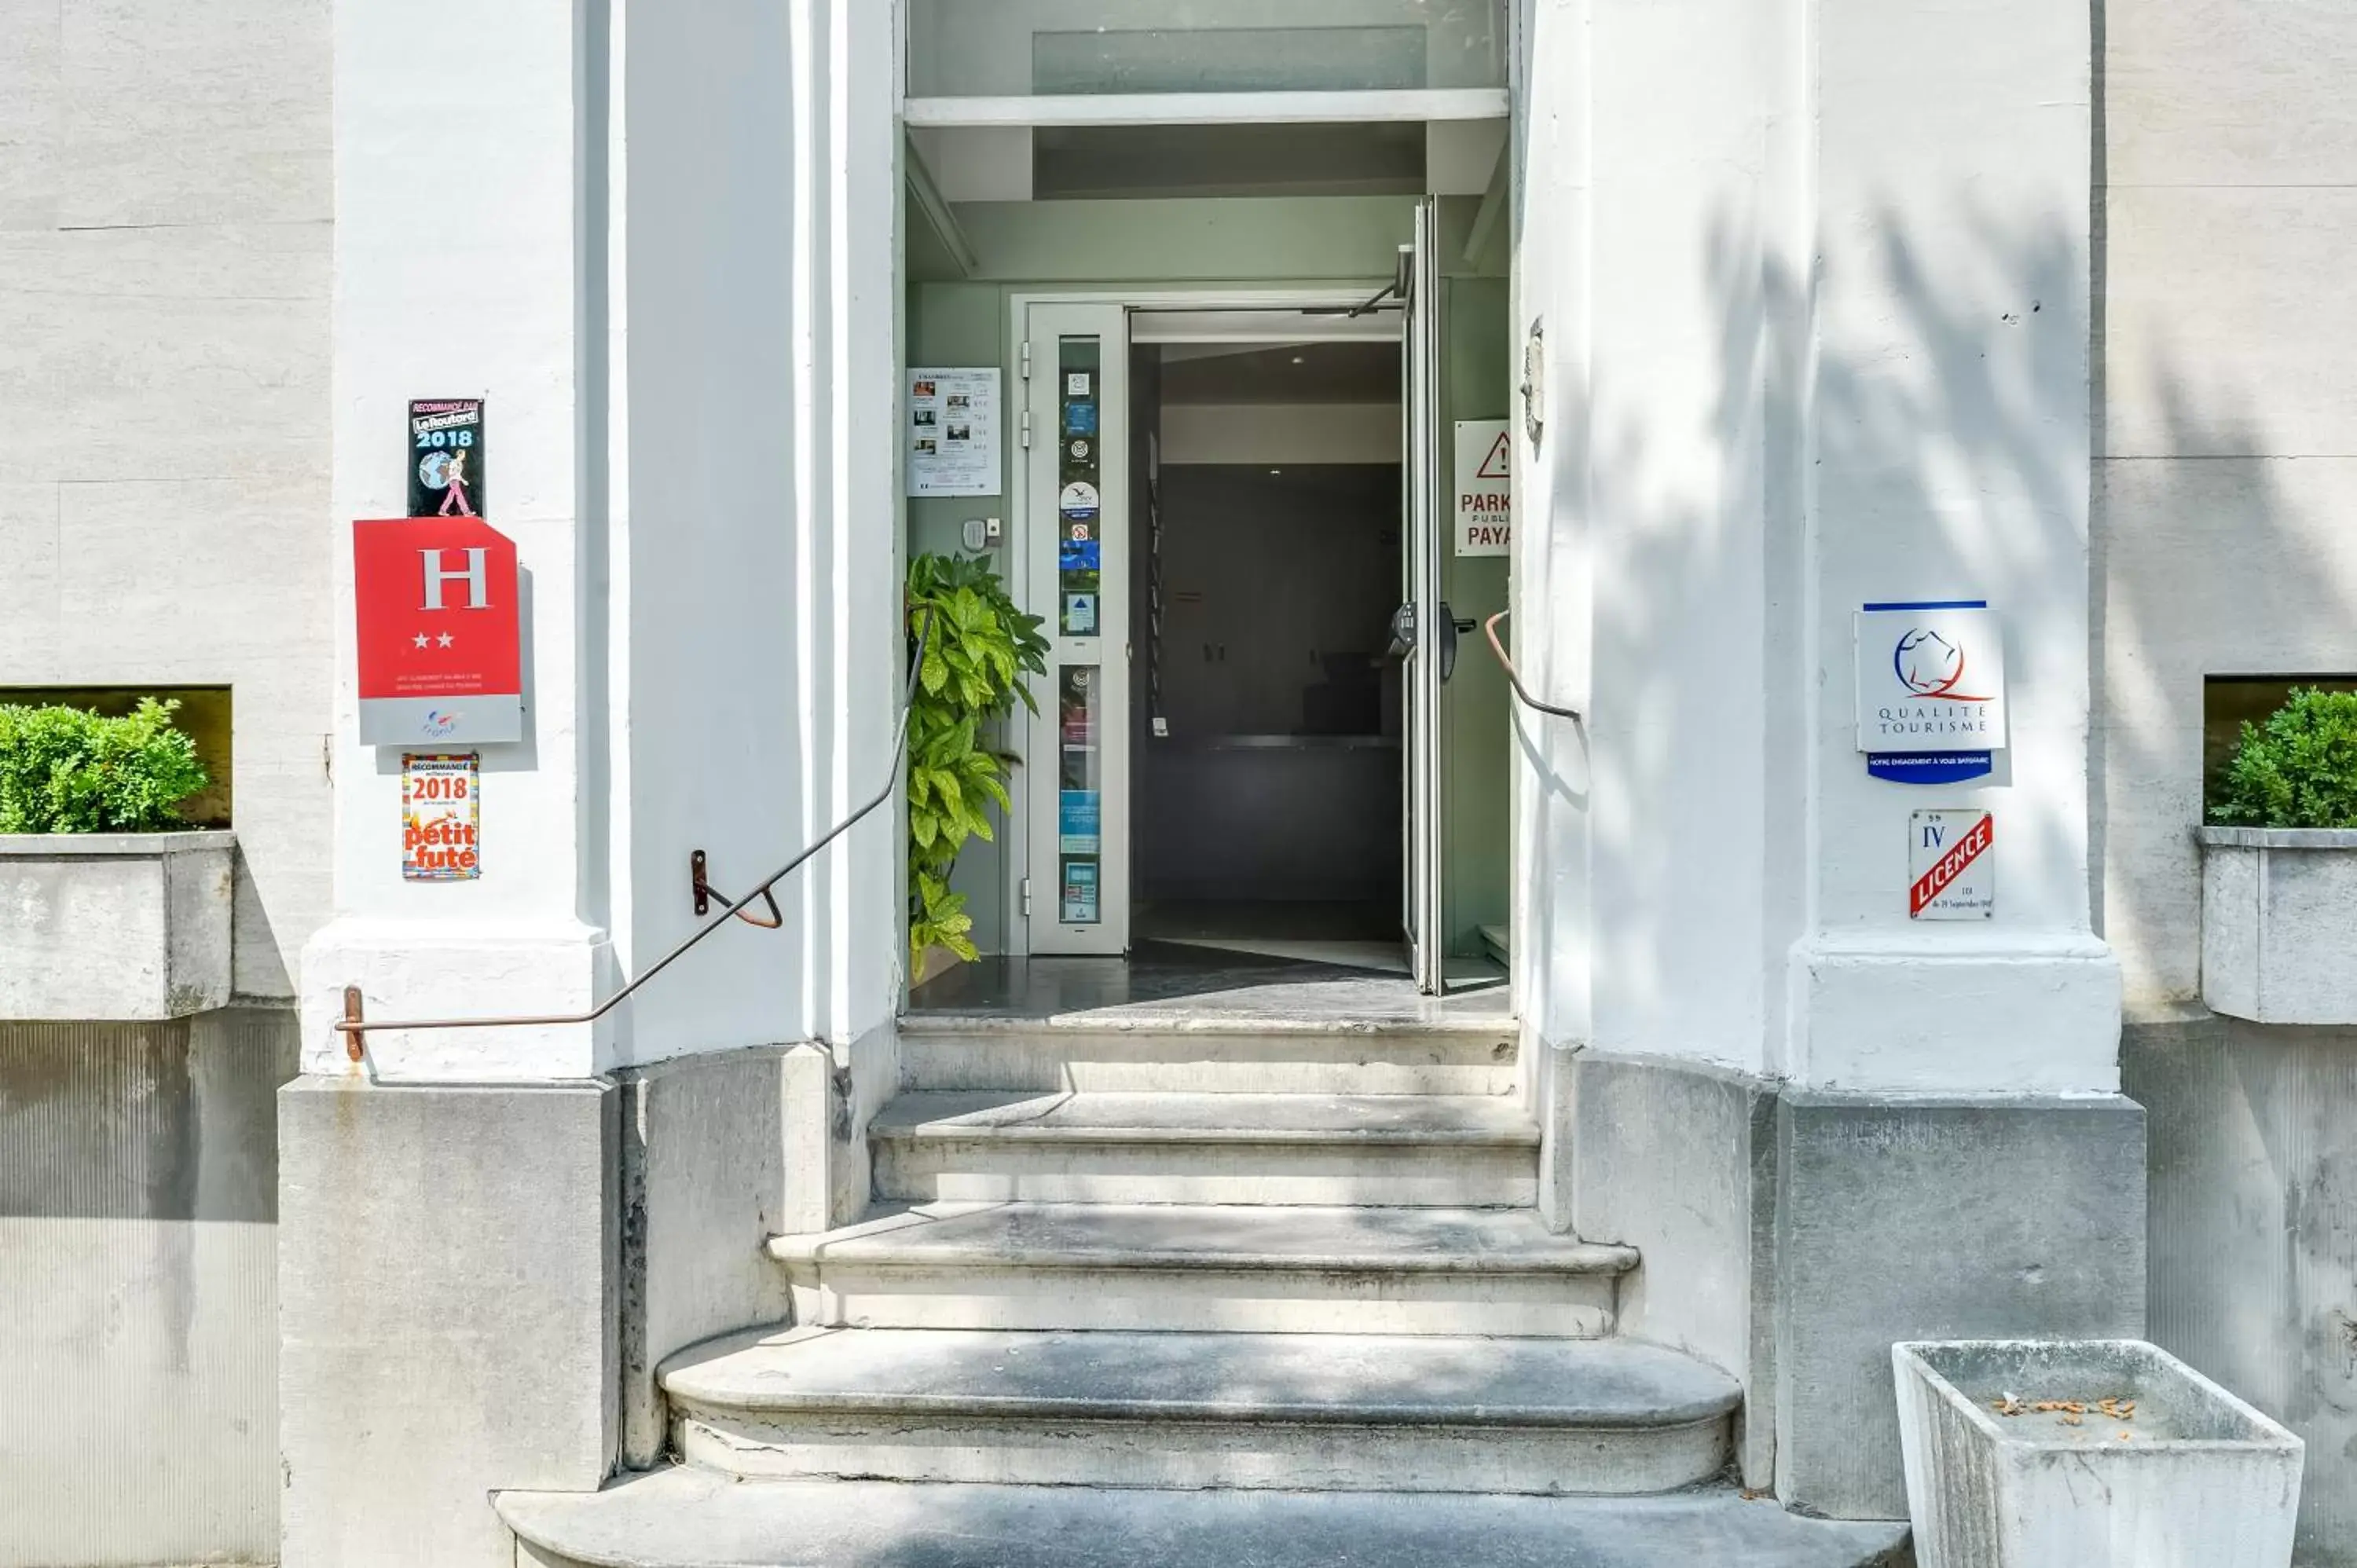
[692,849,784,929]
[332,607,937,1050]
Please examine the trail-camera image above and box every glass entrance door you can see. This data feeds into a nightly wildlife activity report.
[1023,302,1131,955]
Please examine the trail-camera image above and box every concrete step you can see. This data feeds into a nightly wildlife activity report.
[770,1201,1634,1335]
[871,1090,1540,1206]
[661,1324,1739,1494]
[896,1015,1519,1096]
[500,1468,1913,1568]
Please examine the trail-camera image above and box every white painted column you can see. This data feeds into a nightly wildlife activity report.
[1507,0,1594,1061]
[1785,0,2117,1095]
[607,0,902,1072]
[302,1,903,1083]
[1512,0,1791,1077]
[1511,0,2115,1094]
[300,2,612,1080]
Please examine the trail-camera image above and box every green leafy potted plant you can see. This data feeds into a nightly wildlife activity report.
[2201,687,2357,1023]
[0,697,234,1020]
[904,554,1048,983]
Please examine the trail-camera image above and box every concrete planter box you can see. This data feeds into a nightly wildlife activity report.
[1895,1339,2302,1568]
[2201,826,2357,1024]
[0,831,235,1019]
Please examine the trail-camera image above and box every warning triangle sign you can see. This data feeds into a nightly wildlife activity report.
[1475,430,1512,479]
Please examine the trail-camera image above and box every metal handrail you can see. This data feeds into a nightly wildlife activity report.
[335,606,937,1059]
[1481,609,1583,724]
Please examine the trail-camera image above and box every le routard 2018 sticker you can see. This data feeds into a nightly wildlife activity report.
[409,398,485,517]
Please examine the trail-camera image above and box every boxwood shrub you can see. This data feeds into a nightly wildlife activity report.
[2211,687,2357,830]
[0,698,212,833]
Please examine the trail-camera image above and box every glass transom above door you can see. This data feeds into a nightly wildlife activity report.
[905,1,1507,100]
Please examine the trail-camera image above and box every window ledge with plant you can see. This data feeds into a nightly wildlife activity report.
[0,698,236,1020]
[2199,687,2357,1026]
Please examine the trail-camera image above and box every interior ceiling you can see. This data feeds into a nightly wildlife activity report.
[1033,122,1425,201]
[1158,340,1401,405]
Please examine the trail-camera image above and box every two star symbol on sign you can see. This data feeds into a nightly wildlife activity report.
[411,632,456,649]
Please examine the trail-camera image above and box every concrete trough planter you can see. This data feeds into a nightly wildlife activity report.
[2201,826,2357,1024]
[1894,1339,2302,1568]
[0,831,235,1020]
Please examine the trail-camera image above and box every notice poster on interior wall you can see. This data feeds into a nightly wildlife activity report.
[1454,419,1512,556]
[906,368,1001,497]
[402,752,481,881]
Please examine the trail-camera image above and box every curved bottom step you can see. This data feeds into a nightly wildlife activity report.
[662,1325,1738,1494]
[501,1468,1913,1568]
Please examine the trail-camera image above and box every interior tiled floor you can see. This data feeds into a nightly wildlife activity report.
[907,937,1509,1027]
[1135,899,1412,975]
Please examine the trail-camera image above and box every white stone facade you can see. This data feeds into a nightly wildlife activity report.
[6,0,2357,1564]
[0,0,332,1001]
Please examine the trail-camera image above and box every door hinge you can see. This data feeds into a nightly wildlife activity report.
[1020,876,1033,917]
[1019,410,1032,449]
[1020,342,1032,379]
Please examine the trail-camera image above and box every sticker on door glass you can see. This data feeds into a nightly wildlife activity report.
[1063,592,1098,635]
[1060,789,1102,855]
[1061,861,1099,922]
[1059,481,1100,518]
[1057,661,1102,924]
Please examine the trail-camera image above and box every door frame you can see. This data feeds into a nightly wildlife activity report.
[1404,199,1446,992]
[1020,301,1133,955]
[1003,284,1402,957]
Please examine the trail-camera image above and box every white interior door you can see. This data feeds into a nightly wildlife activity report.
[1022,302,1131,954]
[1404,200,1446,993]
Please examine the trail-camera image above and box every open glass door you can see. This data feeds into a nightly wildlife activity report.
[1403,199,1446,992]
[1022,302,1131,955]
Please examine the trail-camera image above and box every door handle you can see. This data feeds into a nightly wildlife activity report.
[1386,602,1461,683]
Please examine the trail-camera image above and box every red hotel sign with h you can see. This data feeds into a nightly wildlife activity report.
[354,517,522,746]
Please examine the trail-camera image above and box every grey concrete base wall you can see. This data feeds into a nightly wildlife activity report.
[616,1047,795,1467]
[1571,1051,1778,1486]
[2126,1014,2357,1566]
[1772,1090,2147,1519]
[0,1006,296,1568]
[280,1076,618,1568]
[1568,1052,2147,1521]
